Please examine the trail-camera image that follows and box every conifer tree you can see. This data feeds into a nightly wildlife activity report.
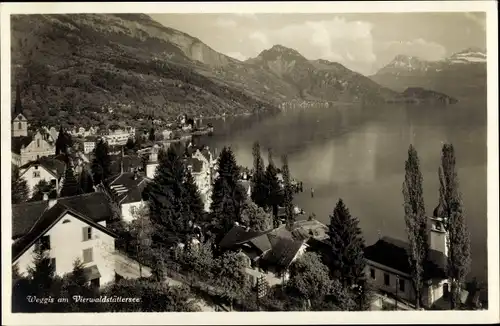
[264,148,281,227]
[92,139,111,185]
[27,243,56,297]
[328,199,366,288]
[209,147,246,239]
[144,146,190,247]
[55,126,67,155]
[12,165,29,204]
[149,127,156,142]
[184,168,205,226]
[402,144,428,309]
[281,154,295,229]
[251,142,267,208]
[60,164,81,197]
[79,168,95,194]
[438,144,471,309]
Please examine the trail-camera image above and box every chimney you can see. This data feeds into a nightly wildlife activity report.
[48,198,57,209]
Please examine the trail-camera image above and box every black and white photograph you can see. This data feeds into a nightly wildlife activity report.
[1,1,498,325]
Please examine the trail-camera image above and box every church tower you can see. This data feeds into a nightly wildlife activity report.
[12,84,28,138]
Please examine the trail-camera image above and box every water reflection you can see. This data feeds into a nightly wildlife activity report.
[202,101,487,281]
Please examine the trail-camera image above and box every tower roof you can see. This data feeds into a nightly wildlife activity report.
[433,201,446,218]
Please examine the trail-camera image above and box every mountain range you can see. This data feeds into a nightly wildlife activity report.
[371,48,487,99]
[10,14,481,129]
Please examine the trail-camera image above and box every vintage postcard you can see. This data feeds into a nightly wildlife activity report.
[1,1,498,325]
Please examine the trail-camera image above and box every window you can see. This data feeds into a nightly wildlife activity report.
[37,139,40,147]
[40,235,51,250]
[399,279,405,292]
[33,171,41,178]
[49,258,56,272]
[443,283,450,298]
[82,248,93,263]
[90,278,100,288]
[370,268,376,279]
[50,179,57,186]
[384,273,390,286]
[18,122,22,130]
[82,226,92,241]
[62,219,71,224]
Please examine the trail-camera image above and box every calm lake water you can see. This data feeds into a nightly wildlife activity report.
[201,99,488,282]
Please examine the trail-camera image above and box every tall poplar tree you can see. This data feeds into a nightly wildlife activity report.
[402,144,428,309]
[438,144,471,309]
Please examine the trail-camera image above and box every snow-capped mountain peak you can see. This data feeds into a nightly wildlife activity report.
[447,47,487,64]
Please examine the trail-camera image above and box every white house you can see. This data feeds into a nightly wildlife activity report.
[19,158,66,198]
[12,193,119,287]
[144,144,160,179]
[363,203,451,308]
[186,147,216,212]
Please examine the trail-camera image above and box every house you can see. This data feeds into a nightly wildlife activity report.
[219,224,308,287]
[83,139,97,154]
[103,171,150,223]
[19,158,66,198]
[143,145,160,179]
[12,130,56,167]
[11,192,150,288]
[185,146,216,212]
[363,203,452,309]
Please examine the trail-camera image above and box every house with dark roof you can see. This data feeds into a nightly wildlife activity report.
[219,224,308,287]
[363,203,452,309]
[11,192,151,288]
[102,171,150,223]
[19,158,66,198]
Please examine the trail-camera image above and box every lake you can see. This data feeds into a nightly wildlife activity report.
[201,99,488,282]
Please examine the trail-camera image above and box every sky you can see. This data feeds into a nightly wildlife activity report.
[151,12,486,75]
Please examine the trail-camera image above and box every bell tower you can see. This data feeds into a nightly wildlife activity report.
[12,84,28,137]
[429,201,448,257]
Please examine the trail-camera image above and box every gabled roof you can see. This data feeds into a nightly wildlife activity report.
[12,193,117,262]
[219,225,273,249]
[12,192,114,240]
[13,113,27,121]
[186,157,204,173]
[364,236,446,280]
[262,237,305,269]
[107,172,149,204]
[19,157,66,179]
[11,136,33,154]
[219,224,305,269]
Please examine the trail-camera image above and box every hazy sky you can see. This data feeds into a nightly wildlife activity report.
[151,12,486,75]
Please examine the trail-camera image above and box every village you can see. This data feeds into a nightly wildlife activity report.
[10,82,484,312]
